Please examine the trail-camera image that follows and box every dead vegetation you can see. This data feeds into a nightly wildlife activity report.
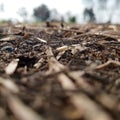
[0,23,120,120]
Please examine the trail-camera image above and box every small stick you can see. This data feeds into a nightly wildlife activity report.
[95,60,120,70]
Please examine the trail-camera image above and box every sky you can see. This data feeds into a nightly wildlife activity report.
[0,0,84,22]
[1,0,120,24]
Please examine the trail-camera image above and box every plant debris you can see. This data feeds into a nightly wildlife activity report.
[0,23,120,120]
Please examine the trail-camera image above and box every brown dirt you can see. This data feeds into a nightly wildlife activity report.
[0,22,120,120]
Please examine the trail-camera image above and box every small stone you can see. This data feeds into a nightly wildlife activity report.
[26,40,34,45]
[33,44,41,50]
[1,46,14,52]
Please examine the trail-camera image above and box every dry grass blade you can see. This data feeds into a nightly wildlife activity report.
[96,93,118,111]
[46,46,65,72]
[56,45,68,52]
[67,71,118,111]
[46,46,76,90]
[5,59,19,75]
[56,46,68,60]
[70,44,87,54]
[57,73,76,90]
[6,94,44,120]
[71,94,112,120]
[0,107,9,120]
[56,44,86,60]
[45,47,113,120]
[95,60,120,70]
[56,50,66,60]
[0,77,19,93]
[34,58,44,69]
[0,36,17,42]
[36,37,47,43]
[67,71,95,93]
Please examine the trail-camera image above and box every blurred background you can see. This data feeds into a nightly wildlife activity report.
[0,0,120,24]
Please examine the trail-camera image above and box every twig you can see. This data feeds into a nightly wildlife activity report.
[71,93,112,120]
[35,37,47,43]
[0,77,19,93]
[6,94,44,120]
[5,59,19,75]
[45,46,76,90]
[95,60,120,70]
[34,58,44,69]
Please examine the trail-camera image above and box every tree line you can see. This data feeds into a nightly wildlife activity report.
[1,0,120,23]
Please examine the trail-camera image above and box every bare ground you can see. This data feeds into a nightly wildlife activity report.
[0,23,120,120]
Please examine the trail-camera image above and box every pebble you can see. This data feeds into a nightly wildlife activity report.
[1,46,14,52]
[26,40,34,45]
[33,44,41,50]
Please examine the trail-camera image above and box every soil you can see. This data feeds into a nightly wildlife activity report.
[0,22,120,120]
